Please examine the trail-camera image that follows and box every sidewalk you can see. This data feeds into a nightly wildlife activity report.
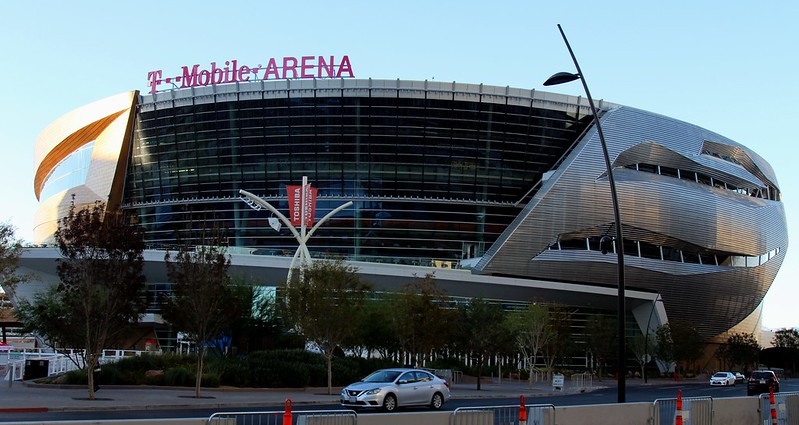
[0,378,597,413]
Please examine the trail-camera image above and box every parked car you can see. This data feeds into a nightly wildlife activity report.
[747,370,780,396]
[709,372,737,386]
[340,368,451,412]
[734,372,746,384]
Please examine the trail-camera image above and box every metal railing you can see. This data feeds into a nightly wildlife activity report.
[652,395,712,425]
[571,372,593,390]
[2,348,154,384]
[207,409,358,425]
[450,403,555,425]
[758,391,799,425]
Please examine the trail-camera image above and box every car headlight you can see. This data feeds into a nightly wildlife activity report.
[364,387,383,395]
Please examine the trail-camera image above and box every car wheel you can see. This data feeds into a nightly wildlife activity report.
[383,394,397,412]
[430,392,444,410]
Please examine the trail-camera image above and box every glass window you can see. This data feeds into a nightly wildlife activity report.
[623,239,639,257]
[559,238,587,250]
[40,142,95,200]
[682,252,700,264]
[639,242,662,260]
[699,253,717,265]
[696,173,711,186]
[679,170,696,182]
[662,246,681,262]
[659,166,678,178]
[637,163,657,174]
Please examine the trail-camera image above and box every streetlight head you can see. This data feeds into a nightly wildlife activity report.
[599,235,614,255]
[543,71,581,86]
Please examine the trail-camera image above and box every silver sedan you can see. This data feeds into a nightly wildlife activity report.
[340,368,451,412]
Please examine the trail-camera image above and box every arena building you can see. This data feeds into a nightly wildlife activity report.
[15,59,787,355]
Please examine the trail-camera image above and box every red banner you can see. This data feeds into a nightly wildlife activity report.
[287,184,317,227]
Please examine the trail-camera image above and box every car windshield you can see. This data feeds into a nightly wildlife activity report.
[752,371,774,379]
[362,370,402,383]
[713,373,728,378]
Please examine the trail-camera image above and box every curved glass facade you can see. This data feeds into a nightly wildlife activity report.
[40,141,94,201]
[125,87,590,265]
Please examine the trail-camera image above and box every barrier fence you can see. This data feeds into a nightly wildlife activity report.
[758,390,799,425]
[652,393,712,425]
[570,372,593,390]
[207,406,357,425]
[450,401,555,425]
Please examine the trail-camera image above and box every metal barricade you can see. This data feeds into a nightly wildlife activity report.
[207,409,358,425]
[758,391,799,425]
[571,372,593,390]
[451,403,555,425]
[652,396,712,425]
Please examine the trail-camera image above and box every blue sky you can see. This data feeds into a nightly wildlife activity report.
[0,1,796,330]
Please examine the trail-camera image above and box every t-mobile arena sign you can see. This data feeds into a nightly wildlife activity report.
[146,55,354,94]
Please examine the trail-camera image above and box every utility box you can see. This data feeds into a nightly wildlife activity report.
[23,359,49,381]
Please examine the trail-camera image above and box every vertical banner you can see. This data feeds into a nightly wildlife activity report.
[287,184,318,227]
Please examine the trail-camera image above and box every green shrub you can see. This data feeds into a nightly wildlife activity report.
[209,357,250,387]
[164,367,194,387]
[59,369,88,385]
[201,372,220,388]
[246,350,323,387]
[97,366,129,385]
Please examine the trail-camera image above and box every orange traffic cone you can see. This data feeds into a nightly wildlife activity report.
[770,386,778,425]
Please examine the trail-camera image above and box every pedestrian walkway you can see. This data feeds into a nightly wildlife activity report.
[0,377,601,413]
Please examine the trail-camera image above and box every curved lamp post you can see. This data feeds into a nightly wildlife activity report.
[543,23,627,403]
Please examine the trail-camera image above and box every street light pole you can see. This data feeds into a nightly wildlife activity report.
[544,23,627,403]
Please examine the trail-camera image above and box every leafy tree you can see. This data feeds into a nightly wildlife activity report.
[654,323,676,373]
[281,259,372,395]
[347,297,399,359]
[768,328,799,373]
[228,284,298,353]
[655,320,703,375]
[162,230,241,398]
[585,314,616,378]
[629,332,655,379]
[508,303,551,386]
[0,221,26,299]
[389,273,452,367]
[542,305,575,375]
[717,332,760,372]
[454,298,511,390]
[772,328,799,349]
[18,201,146,400]
[15,285,78,349]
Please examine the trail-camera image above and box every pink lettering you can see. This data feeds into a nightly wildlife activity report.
[181,65,200,88]
[147,70,163,94]
[238,65,251,81]
[336,55,354,78]
[317,56,334,78]
[147,56,355,93]
[263,58,279,79]
[198,70,211,85]
[210,62,225,84]
[300,56,315,78]
[282,57,298,79]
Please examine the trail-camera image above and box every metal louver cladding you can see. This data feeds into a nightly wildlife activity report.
[476,106,787,338]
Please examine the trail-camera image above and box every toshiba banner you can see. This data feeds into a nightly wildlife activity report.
[287,184,317,227]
